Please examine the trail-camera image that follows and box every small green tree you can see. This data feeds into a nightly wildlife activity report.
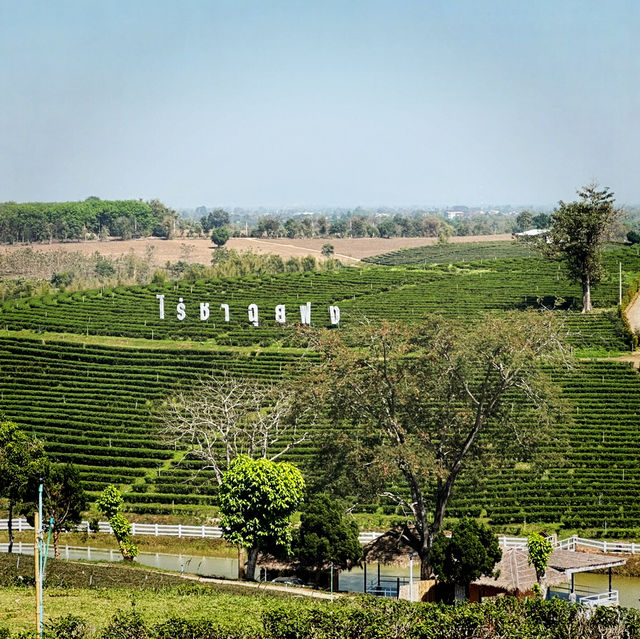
[627,230,640,245]
[527,533,553,598]
[219,455,305,579]
[50,271,74,289]
[211,227,230,248]
[96,485,138,561]
[515,211,534,232]
[21,463,88,557]
[293,494,362,570]
[0,421,48,553]
[321,243,335,258]
[431,519,501,598]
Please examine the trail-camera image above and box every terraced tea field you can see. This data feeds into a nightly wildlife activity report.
[362,239,536,265]
[3,241,640,531]
[450,360,640,535]
[0,337,320,513]
[2,246,639,349]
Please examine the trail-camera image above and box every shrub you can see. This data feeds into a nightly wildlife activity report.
[44,614,88,639]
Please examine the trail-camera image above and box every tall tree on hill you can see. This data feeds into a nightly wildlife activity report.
[542,184,619,312]
[303,313,568,579]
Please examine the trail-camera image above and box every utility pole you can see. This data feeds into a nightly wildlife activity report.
[619,262,623,306]
[34,510,41,635]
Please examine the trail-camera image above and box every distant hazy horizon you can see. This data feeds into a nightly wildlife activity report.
[2,1,638,209]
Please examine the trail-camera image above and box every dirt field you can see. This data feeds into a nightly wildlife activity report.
[0,234,513,265]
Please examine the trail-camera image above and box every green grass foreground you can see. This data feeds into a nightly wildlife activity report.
[0,554,310,634]
[3,556,640,638]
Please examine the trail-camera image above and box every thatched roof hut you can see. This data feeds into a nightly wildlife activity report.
[473,548,566,595]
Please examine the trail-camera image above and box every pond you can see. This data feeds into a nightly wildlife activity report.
[0,543,238,580]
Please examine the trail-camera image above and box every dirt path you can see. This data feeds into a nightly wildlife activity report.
[182,573,340,599]
[242,238,361,262]
[624,291,640,335]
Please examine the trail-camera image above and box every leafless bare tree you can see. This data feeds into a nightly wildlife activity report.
[160,374,310,485]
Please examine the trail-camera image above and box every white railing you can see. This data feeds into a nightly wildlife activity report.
[0,518,223,539]
[572,537,640,554]
[0,518,382,544]
[498,534,640,555]
[581,590,619,608]
[497,535,528,549]
[6,519,634,553]
[359,531,384,544]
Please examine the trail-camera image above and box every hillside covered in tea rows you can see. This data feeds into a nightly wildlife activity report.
[3,240,640,533]
[2,244,640,350]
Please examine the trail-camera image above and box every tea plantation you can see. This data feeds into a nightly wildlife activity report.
[3,240,640,532]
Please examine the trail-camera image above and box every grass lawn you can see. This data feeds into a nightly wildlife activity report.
[0,585,296,635]
[0,554,322,635]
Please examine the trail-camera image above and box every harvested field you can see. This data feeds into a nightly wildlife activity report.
[0,234,513,265]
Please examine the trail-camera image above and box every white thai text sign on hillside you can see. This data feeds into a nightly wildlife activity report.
[156,295,340,327]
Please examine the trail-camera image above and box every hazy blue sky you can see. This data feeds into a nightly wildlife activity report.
[1,1,638,208]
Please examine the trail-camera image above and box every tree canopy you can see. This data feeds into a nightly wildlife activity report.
[293,494,362,571]
[211,227,230,248]
[431,518,501,595]
[543,184,619,312]
[305,313,567,579]
[96,485,138,561]
[161,374,309,486]
[21,463,88,557]
[0,421,48,552]
[527,533,554,598]
[219,455,305,579]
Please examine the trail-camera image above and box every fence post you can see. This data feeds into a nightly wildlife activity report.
[131,523,136,536]
[202,525,205,538]
[178,524,182,538]
[155,523,159,537]
[604,541,608,553]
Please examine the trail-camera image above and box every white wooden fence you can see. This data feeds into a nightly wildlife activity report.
[497,534,640,555]
[9,520,635,552]
[0,518,383,544]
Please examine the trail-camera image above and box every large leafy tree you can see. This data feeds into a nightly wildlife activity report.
[543,184,619,312]
[0,421,48,553]
[305,313,567,579]
[201,209,229,233]
[219,455,305,580]
[293,494,362,571]
[431,518,501,599]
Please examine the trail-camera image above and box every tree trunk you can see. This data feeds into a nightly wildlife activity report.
[245,547,259,581]
[7,500,13,554]
[581,274,592,313]
[536,569,548,599]
[53,529,60,558]
[419,544,433,581]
